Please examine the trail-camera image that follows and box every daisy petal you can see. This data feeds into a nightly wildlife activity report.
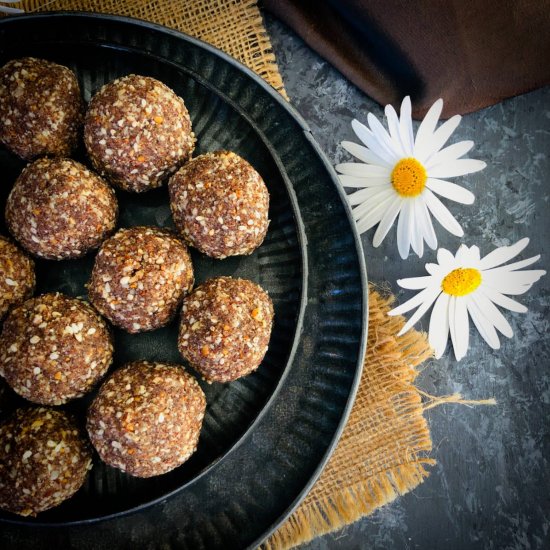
[428,158,486,179]
[467,296,501,349]
[448,297,457,355]
[452,298,469,361]
[425,178,475,204]
[480,242,540,270]
[414,98,443,153]
[469,245,481,264]
[341,141,392,168]
[355,194,396,233]
[472,291,514,338]
[396,200,412,259]
[396,275,434,290]
[367,113,398,153]
[336,163,390,178]
[416,115,461,163]
[399,97,414,155]
[483,270,546,294]
[482,281,541,296]
[410,201,424,258]
[388,282,441,316]
[429,292,450,358]
[352,119,397,164]
[425,140,475,169]
[479,287,528,313]
[339,175,390,188]
[478,238,530,270]
[426,263,443,276]
[384,104,406,157]
[437,248,455,267]
[356,214,383,234]
[417,200,438,250]
[351,188,394,220]
[398,285,442,335]
[347,186,390,206]
[484,255,541,273]
[424,189,464,237]
[372,198,402,247]
[455,244,472,264]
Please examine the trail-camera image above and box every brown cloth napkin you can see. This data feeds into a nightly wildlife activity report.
[263,0,550,118]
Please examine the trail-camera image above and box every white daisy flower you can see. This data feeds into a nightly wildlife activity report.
[388,238,546,361]
[336,97,486,259]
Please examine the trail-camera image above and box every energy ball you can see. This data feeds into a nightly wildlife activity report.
[178,277,274,383]
[6,158,118,260]
[0,293,113,406]
[0,236,35,320]
[0,57,83,160]
[169,151,270,259]
[0,407,92,516]
[87,361,206,478]
[88,226,194,333]
[84,75,195,192]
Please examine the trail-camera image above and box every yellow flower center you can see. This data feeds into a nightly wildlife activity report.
[391,158,427,197]
[441,268,482,297]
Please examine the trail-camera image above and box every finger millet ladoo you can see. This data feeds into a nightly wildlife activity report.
[84,75,195,192]
[6,158,118,260]
[87,361,206,478]
[178,277,274,383]
[88,226,194,333]
[168,151,270,259]
[0,293,113,406]
[0,57,84,160]
[0,236,35,320]
[0,407,92,517]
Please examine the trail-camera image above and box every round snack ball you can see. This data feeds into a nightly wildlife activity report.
[0,236,35,320]
[0,57,83,160]
[178,277,274,383]
[169,151,269,259]
[0,407,92,516]
[88,226,194,333]
[87,361,206,478]
[6,158,118,260]
[0,293,113,406]
[84,74,195,192]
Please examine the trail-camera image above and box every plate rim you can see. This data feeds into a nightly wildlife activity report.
[0,11,369,547]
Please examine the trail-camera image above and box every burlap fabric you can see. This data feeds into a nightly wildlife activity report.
[3,2,437,548]
[12,0,287,98]
[265,286,434,549]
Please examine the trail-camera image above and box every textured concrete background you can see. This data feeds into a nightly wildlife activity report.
[265,15,550,550]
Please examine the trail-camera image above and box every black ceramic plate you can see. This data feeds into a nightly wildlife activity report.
[0,13,367,549]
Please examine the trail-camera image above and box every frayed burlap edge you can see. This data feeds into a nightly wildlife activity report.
[264,462,433,550]
[263,285,434,549]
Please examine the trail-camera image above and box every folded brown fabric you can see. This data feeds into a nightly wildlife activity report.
[263,0,550,118]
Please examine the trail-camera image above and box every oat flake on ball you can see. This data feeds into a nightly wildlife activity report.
[84,74,195,192]
[0,406,92,517]
[88,226,194,333]
[0,293,113,406]
[0,57,84,160]
[6,158,118,260]
[87,361,206,478]
[168,151,270,259]
[178,277,274,383]
[0,236,35,320]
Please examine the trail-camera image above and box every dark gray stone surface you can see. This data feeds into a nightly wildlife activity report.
[265,14,549,550]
